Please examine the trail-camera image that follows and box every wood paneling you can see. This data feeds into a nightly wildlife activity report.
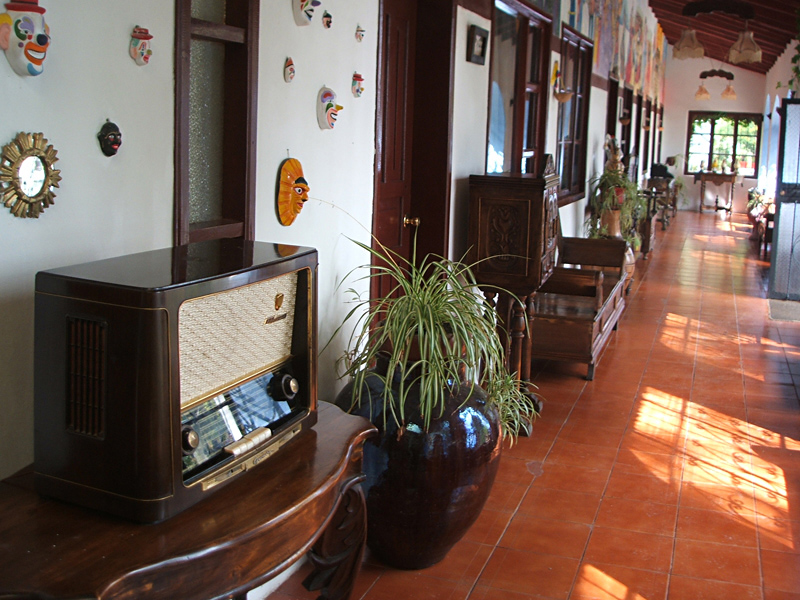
[649,0,800,75]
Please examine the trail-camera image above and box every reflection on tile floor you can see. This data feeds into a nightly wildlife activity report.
[271,212,800,600]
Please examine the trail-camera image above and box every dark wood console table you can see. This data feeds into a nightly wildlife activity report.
[0,402,376,600]
[694,172,736,213]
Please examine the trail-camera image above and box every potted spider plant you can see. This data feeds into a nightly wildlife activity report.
[329,237,540,570]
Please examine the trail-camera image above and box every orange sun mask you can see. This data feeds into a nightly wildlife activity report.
[277,158,310,226]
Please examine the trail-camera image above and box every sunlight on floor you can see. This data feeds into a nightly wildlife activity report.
[631,387,796,554]
[574,564,648,600]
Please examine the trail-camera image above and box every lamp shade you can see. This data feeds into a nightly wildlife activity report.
[673,29,704,59]
[721,84,737,100]
[729,30,762,64]
[695,84,711,100]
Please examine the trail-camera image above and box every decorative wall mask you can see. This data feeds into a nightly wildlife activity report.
[351,73,364,98]
[0,131,61,218]
[292,0,320,26]
[0,0,50,77]
[129,25,153,66]
[317,87,342,129]
[283,57,295,82]
[322,11,332,29]
[355,25,365,42]
[277,158,310,226]
[97,120,122,157]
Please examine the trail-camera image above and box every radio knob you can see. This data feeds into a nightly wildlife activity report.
[182,427,200,454]
[272,373,299,401]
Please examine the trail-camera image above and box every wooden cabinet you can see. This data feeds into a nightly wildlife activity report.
[467,159,560,383]
[467,165,560,295]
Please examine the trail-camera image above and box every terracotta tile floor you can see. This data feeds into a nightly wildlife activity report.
[272,211,800,599]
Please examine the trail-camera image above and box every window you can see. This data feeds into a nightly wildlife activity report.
[605,78,619,137]
[486,0,551,176]
[685,111,762,177]
[641,99,651,173]
[555,25,592,202]
[174,0,260,245]
[619,87,633,160]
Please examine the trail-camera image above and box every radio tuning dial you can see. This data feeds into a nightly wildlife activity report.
[182,427,200,454]
[272,373,299,401]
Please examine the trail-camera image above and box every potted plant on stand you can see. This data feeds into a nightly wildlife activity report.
[587,137,644,288]
[329,238,540,570]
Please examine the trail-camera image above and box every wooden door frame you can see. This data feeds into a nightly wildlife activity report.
[373,0,466,269]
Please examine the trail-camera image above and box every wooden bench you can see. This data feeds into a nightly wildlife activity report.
[529,236,628,380]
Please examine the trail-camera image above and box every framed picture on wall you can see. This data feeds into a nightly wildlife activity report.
[467,25,488,65]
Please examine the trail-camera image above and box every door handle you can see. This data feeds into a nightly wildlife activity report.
[403,215,421,227]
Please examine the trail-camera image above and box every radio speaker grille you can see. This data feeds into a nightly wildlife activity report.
[66,316,107,437]
[178,272,299,407]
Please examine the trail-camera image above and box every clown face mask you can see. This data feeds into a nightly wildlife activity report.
[0,2,50,77]
[129,26,152,66]
[317,87,343,130]
[277,158,310,226]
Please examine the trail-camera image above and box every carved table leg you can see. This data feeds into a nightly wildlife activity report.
[508,298,526,384]
[303,481,367,600]
[521,293,534,384]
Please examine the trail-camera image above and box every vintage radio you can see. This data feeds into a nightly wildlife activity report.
[33,239,318,523]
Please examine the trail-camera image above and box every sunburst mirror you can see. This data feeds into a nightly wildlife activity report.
[0,132,61,218]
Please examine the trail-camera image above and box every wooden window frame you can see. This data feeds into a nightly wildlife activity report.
[684,111,763,177]
[555,25,592,205]
[174,0,260,246]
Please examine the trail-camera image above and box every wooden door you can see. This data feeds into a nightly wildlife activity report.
[769,98,800,299]
[372,0,418,299]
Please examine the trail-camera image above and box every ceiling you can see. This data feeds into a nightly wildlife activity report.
[648,0,800,75]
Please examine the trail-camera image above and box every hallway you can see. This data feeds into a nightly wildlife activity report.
[273,211,800,599]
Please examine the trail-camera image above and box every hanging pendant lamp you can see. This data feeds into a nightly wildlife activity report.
[673,29,704,59]
[721,84,737,100]
[729,22,762,64]
[695,83,711,100]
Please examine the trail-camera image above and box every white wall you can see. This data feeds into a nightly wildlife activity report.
[254,1,379,397]
[0,2,175,479]
[0,0,378,481]
[450,7,492,259]
[661,53,774,213]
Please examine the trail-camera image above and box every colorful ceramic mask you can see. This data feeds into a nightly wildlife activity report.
[283,57,295,82]
[0,0,50,77]
[129,26,152,66]
[277,158,310,226]
[292,0,320,26]
[322,11,332,29]
[97,120,122,157]
[351,73,364,98]
[317,87,342,130]
[355,25,365,42]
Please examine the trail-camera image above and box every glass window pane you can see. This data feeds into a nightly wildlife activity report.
[486,6,518,173]
[716,117,735,135]
[189,38,226,224]
[691,119,712,136]
[524,92,539,150]
[191,0,226,22]
[527,25,541,82]
[738,118,758,136]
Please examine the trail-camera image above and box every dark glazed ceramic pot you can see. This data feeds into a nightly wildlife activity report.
[334,359,502,570]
